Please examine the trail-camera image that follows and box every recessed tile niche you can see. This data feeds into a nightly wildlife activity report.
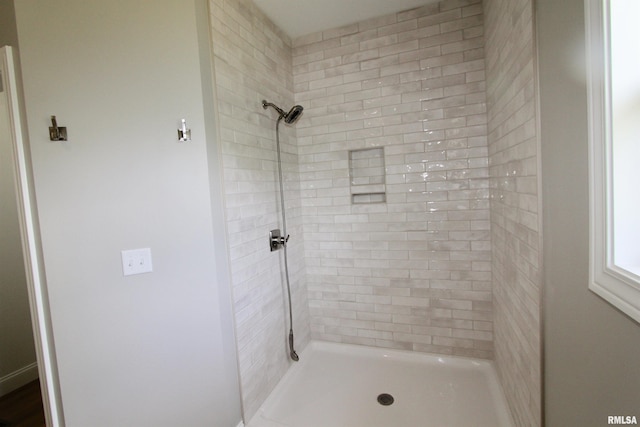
[349,147,386,204]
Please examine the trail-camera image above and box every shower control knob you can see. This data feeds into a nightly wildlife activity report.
[278,234,290,247]
[269,229,280,251]
[269,229,290,251]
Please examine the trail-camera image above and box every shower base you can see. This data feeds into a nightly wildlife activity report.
[246,341,514,427]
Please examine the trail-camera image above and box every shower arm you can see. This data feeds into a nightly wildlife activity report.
[262,100,286,118]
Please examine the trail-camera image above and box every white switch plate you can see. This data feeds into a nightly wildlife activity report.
[121,248,153,276]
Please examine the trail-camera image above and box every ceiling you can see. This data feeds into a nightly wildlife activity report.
[252,0,440,39]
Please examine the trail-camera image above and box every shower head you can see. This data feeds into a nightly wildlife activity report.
[284,105,303,124]
[262,100,303,124]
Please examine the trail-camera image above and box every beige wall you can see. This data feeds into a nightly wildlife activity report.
[13,1,241,425]
[538,0,640,425]
[0,1,18,48]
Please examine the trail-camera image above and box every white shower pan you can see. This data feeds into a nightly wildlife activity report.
[246,341,514,427]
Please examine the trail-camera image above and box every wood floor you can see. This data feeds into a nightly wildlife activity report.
[0,381,46,427]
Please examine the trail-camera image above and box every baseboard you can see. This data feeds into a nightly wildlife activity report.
[0,362,38,397]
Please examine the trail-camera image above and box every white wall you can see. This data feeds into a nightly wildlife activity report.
[13,1,241,426]
[538,0,640,425]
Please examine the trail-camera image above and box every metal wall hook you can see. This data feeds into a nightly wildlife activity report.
[178,119,191,142]
[48,115,67,141]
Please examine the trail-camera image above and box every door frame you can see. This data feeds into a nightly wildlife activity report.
[1,45,64,426]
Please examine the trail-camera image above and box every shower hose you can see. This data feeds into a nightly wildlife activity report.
[275,116,299,362]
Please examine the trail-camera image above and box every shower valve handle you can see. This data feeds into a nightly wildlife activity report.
[278,234,290,247]
[269,229,290,251]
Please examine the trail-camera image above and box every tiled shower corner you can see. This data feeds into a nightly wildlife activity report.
[484,0,542,425]
[210,0,310,419]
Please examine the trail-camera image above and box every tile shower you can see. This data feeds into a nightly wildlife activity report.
[294,0,492,359]
[209,0,541,425]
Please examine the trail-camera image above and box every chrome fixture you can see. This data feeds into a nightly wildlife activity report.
[178,118,191,142]
[262,100,303,124]
[48,115,67,141]
[263,99,304,362]
[270,229,289,252]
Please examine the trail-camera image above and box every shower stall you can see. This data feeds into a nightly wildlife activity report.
[211,0,540,425]
[8,0,640,425]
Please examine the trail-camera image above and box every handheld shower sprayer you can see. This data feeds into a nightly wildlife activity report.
[262,99,304,362]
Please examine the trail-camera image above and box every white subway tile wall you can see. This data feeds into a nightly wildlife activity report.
[484,0,542,425]
[293,0,493,359]
[210,0,310,420]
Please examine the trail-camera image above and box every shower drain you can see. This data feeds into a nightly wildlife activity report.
[377,393,394,406]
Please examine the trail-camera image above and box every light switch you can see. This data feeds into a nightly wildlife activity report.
[121,248,153,276]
